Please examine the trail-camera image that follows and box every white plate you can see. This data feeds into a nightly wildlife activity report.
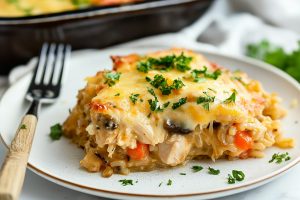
[0,47,299,200]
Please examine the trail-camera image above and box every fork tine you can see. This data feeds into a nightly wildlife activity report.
[39,43,55,85]
[56,44,71,86]
[29,43,48,86]
[48,44,60,85]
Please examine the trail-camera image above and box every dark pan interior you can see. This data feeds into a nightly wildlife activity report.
[0,0,213,74]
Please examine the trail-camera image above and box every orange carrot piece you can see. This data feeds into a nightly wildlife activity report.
[127,142,149,160]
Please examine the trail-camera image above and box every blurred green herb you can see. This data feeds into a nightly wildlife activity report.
[246,40,300,82]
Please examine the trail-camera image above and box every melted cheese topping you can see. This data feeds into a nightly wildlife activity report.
[88,49,260,148]
[0,0,137,17]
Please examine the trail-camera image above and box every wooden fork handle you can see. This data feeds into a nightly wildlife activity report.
[0,115,37,200]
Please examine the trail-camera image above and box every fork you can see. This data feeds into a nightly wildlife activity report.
[0,43,71,200]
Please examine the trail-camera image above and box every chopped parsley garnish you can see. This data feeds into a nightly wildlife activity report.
[159,182,163,187]
[227,174,236,184]
[175,53,193,72]
[192,165,203,172]
[197,92,215,111]
[269,152,291,164]
[167,179,172,186]
[119,179,134,186]
[146,74,185,95]
[104,71,121,87]
[6,0,18,4]
[227,170,245,184]
[232,170,245,181]
[180,173,186,175]
[147,88,169,112]
[129,93,140,104]
[172,97,187,110]
[71,0,90,7]
[137,53,193,73]
[191,66,222,82]
[231,76,247,86]
[223,90,237,104]
[115,93,120,96]
[49,123,62,140]
[208,88,217,93]
[208,167,220,175]
[20,124,27,130]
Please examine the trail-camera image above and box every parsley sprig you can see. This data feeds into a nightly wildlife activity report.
[20,124,27,130]
[269,152,291,164]
[197,92,215,111]
[147,88,170,112]
[191,66,222,82]
[119,179,134,186]
[208,167,220,175]
[223,90,237,104]
[246,40,300,82]
[167,179,172,186]
[129,93,140,104]
[146,74,184,95]
[227,170,245,184]
[192,165,203,172]
[137,53,193,73]
[49,123,62,140]
[104,71,121,87]
[172,97,187,110]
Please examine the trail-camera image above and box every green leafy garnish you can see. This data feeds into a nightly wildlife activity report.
[180,173,186,175]
[119,179,134,186]
[208,167,220,175]
[6,0,18,4]
[129,93,140,104]
[223,90,237,104]
[192,165,203,172]
[49,123,62,140]
[71,0,89,7]
[137,53,193,73]
[167,179,172,186]
[191,66,222,82]
[146,74,184,95]
[208,88,217,93]
[174,53,193,72]
[227,170,245,184]
[104,72,121,87]
[147,88,169,112]
[246,40,300,82]
[172,97,187,110]
[115,93,120,96]
[269,152,291,164]
[20,124,27,130]
[197,92,215,111]
[231,76,247,86]
[159,182,163,187]
[227,174,236,184]
[232,170,245,181]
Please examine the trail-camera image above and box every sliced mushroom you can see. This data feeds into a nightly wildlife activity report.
[96,114,118,130]
[163,119,192,135]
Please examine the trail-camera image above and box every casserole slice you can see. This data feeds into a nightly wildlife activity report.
[63,48,293,177]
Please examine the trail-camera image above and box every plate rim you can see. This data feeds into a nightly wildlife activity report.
[0,47,300,199]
